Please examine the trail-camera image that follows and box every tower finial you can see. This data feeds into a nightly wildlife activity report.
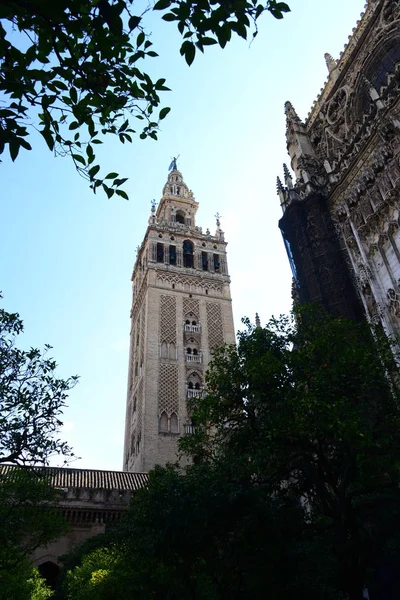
[168,155,180,171]
[151,199,156,214]
[255,313,261,328]
[215,212,221,228]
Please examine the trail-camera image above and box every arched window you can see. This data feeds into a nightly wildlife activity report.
[193,348,198,356]
[183,240,194,268]
[185,319,190,325]
[186,347,192,354]
[192,320,197,326]
[187,371,202,397]
[159,412,168,432]
[176,210,185,224]
[170,413,178,433]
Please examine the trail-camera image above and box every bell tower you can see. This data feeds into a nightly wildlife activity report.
[123,163,236,472]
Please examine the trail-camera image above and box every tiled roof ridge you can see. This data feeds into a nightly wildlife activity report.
[0,464,148,491]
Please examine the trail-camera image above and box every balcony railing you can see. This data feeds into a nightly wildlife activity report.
[184,424,196,435]
[187,389,203,399]
[184,324,201,333]
[185,353,202,363]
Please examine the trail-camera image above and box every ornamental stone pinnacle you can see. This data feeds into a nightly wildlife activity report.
[324,52,338,74]
[284,101,302,127]
[283,163,293,189]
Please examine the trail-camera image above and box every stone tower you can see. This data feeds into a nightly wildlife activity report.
[123,164,236,473]
[278,0,400,340]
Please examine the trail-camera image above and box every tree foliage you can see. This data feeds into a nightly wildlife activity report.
[59,307,400,599]
[0,467,69,599]
[0,295,78,466]
[0,0,289,198]
[0,565,53,600]
[181,307,400,600]
[61,464,327,600]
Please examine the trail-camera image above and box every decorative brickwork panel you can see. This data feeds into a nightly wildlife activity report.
[158,364,178,416]
[140,302,146,366]
[206,302,224,351]
[160,295,177,344]
[183,297,200,319]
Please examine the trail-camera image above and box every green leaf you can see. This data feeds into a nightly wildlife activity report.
[70,87,78,104]
[9,140,20,162]
[69,121,80,130]
[72,154,86,166]
[162,13,176,22]
[129,15,141,29]
[200,37,218,46]
[105,172,119,179]
[52,80,68,91]
[275,2,291,12]
[180,41,196,66]
[102,184,115,199]
[154,0,172,9]
[40,129,55,151]
[18,138,32,151]
[159,107,171,120]
[137,32,145,47]
[114,178,128,186]
[115,189,129,200]
[89,165,100,178]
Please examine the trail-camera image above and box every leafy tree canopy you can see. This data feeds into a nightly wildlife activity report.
[180,307,400,600]
[0,297,76,596]
[0,295,78,465]
[0,467,69,598]
[60,308,400,600]
[0,0,290,199]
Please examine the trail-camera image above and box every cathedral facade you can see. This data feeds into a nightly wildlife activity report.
[123,166,235,473]
[278,0,400,339]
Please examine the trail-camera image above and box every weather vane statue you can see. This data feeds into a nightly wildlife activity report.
[151,199,157,213]
[215,212,222,228]
[168,155,180,171]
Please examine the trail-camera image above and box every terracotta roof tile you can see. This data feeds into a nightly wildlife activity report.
[0,465,148,491]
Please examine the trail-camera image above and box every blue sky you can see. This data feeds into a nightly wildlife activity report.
[1,0,366,471]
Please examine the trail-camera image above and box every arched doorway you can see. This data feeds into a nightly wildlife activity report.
[38,560,60,590]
